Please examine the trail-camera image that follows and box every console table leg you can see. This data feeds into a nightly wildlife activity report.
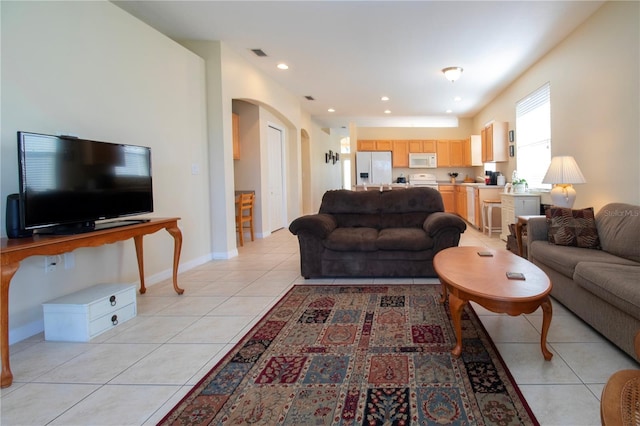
[133,235,146,294]
[449,293,466,358]
[165,225,184,295]
[540,297,553,360]
[1,262,19,388]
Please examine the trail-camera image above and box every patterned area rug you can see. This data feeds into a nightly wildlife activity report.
[159,285,538,425]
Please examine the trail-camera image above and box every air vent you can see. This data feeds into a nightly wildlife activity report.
[304,96,315,101]
[250,49,267,57]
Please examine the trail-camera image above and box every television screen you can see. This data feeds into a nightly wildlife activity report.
[18,131,153,233]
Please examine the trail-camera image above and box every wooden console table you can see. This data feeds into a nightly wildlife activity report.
[0,217,183,388]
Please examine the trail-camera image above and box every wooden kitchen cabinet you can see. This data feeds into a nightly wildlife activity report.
[438,185,455,213]
[436,140,451,167]
[462,138,472,167]
[455,185,467,220]
[481,122,508,162]
[392,140,409,167]
[357,140,393,151]
[408,140,437,153]
[437,139,466,167]
[232,113,240,160]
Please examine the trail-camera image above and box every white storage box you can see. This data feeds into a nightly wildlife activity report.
[43,284,137,342]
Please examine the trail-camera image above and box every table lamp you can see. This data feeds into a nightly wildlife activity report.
[541,156,586,208]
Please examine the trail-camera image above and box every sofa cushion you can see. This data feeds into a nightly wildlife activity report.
[546,207,600,249]
[377,228,432,251]
[595,203,640,262]
[529,240,638,279]
[574,262,640,321]
[323,227,379,251]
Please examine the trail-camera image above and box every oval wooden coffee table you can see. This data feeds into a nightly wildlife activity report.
[434,246,553,360]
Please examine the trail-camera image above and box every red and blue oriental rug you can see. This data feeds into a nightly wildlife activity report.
[159,284,538,425]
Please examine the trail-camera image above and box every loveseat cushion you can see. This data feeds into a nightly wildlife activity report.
[595,203,640,262]
[377,228,432,251]
[323,227,433,252]
[324,227,379,251]
[574,262,640,321]
[529,240,638,279]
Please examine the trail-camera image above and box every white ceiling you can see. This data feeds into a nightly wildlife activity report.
[113,1,604,131]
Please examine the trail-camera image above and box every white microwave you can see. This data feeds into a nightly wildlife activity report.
[409,153,437,168]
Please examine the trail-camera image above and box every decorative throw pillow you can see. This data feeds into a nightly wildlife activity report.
[546,207,601,249]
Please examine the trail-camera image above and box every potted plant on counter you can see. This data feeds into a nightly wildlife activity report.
[512,178,528,193]
[448,172,459,184]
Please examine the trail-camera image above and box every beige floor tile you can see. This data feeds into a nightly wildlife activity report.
[49,384,179,426]
[551,342,639,383]
[494,342,582,384]
[141,385,193,425]
[209,296,278,316]
[156,295,227,316]
[104,316,198,344]
[168,315,257,343]
[518,384,601,425]
[9,341,92,383]
[110,343,222,385]
[0,383,99,425]
[477,314,542,343]
[36,343,159,384]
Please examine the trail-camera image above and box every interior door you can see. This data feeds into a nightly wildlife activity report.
[267,125,285,232]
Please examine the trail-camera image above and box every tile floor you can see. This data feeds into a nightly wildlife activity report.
[1,225,638,425]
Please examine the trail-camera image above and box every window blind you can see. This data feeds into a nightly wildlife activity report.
[516,82,551,189]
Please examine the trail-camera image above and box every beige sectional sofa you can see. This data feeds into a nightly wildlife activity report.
[527,203,640,359]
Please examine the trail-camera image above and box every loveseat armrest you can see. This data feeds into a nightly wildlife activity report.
[527,217,548,243]
[423,212,467,236]
[289,214,337,239]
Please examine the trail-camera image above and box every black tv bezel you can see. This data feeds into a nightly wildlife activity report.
[17,131,154,234]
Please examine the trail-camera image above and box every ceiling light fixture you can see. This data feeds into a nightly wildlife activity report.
[454,96,462,102]
[381,96,390,101]
[277,63,289,70]
[328,108,335,112]
[442,67,463,82]
[384,110,391,114]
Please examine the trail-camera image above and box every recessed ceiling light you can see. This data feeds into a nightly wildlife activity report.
[381,96,390,101]
[454,96,462,102]
[277,63,289,70]
[328,108,335,112]
[446,109,453,114]
[384,110,391,114]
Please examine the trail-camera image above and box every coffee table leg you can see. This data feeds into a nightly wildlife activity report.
[449,293,467,358]
[540,297,553,360]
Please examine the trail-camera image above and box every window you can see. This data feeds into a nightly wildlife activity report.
[515,82,551,189]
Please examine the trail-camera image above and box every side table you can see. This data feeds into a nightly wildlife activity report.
[516,215,545,258]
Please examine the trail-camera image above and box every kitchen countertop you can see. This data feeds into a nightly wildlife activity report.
[437,181,505,188]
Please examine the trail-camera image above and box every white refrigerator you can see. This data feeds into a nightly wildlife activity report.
[356,151,392,185]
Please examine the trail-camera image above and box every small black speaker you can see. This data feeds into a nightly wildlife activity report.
[6,194,32,238]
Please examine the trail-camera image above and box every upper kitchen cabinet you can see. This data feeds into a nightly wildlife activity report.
[481,122,508,162]
[233,113,240,160]
[437,139,467,167]
[392,140,409,167]
[408,140,437,153]
[357,140,393,151]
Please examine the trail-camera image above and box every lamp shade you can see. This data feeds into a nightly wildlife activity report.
[542,156,586,184]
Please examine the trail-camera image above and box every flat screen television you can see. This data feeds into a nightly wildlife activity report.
[17,131,153,234]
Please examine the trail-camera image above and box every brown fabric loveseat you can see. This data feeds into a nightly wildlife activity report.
[289,187,466,278]
[527,203,640,359]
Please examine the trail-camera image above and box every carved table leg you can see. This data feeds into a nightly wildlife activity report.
[133,235,146,294]
[540,296,554,360]
[448,292,467,358]
[1,262,19,388]
[165,225,184,295]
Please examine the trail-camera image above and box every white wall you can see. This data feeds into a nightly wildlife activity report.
[1,1,210,343]
[473,1,639,210]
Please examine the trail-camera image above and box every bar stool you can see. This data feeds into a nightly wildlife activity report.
[482,199,502,236]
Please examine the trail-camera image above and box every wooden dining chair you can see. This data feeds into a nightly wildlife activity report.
[236,193,255,246]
